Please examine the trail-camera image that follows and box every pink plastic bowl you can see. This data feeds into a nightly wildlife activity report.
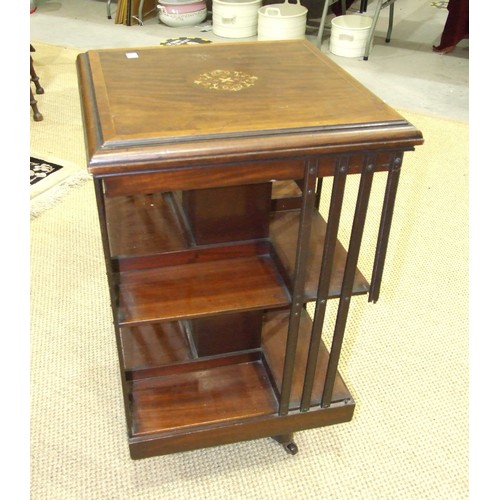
[162,1,206,14]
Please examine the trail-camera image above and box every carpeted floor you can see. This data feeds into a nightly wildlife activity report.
[30,42,91,217]
[30,42,468,499]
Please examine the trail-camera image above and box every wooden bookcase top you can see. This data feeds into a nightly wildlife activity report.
[76,40,423,174]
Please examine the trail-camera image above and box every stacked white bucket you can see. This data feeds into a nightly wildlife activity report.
[212,0,262,38]
[257,0,308,41]
[211,1,373,52]
[329,14,373,58]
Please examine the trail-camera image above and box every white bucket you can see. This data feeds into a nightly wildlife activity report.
[329,14,373,58]
[212,0,262,38]
[257,0,308,41]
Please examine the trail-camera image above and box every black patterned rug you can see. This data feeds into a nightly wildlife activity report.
[30,157,63,186]
[160,37,212,46]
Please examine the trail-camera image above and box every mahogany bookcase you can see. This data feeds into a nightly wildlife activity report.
[76,40,423,459]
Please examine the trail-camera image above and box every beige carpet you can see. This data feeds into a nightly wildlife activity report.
[30,42,468,499]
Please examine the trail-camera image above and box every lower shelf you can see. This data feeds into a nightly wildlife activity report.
[128,360,354,459]
[130,355,278,437]
[125,310,355,459]
[118,254,290,326]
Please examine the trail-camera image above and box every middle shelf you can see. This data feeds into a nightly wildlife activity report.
[107,188,369,327]
[118,254,289,326]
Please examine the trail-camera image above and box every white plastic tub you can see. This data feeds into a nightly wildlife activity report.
[257,0,308,41]
[212,0,262,38]
[329,14,373,58]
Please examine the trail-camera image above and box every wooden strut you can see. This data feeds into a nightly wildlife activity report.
[369,152,403,303]
[278,159,319,416]
[322,155,376,407]
[300,156,349,412]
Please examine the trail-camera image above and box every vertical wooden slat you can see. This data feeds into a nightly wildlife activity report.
[321,155,376,407]
[369,152,403,303]
[279,160,318,416]
[300,157,349,412]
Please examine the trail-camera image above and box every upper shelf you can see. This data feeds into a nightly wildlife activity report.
[106,192,189,258]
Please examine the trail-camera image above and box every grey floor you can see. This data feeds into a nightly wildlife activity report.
[30,0,468,122]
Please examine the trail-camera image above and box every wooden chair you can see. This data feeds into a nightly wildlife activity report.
[30,44,44,122]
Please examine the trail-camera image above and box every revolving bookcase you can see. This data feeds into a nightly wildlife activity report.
[76,40,423,459]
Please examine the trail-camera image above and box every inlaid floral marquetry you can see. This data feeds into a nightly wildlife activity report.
[194,70,258,92]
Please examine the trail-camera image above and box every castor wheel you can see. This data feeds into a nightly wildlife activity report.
[284,442,298,455]
[272,433,298,455]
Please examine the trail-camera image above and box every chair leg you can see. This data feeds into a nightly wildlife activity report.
[138,0,145,24]
[31,87,43,122]
[360,0,368,13]
[315,0,346,49]
[363,0,383,60]
[316,0,333,48]
[107,0,111,19]
[386,3,394,43]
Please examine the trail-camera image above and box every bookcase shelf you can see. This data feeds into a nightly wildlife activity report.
[125,309,353,458]
[117,254,290,326]
[106,189,369,328]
